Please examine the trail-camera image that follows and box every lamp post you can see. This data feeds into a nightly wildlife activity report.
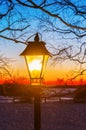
[20,33,51,130]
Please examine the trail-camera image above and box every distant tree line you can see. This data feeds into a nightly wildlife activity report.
[0,83,33,103]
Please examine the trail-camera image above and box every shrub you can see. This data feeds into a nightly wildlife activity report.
[74,87,86,103]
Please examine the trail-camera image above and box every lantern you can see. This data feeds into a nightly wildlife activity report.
[20,33,51,85]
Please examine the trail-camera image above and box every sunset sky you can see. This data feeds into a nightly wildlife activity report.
[1,38,85,85]
[0,0,86,85]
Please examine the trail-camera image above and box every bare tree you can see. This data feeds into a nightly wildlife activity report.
[0,0,86,42]
[0,54,13,81]
[0,0,86,82]
[16,0,86,37]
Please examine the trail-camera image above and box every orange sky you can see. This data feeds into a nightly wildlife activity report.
[0,57,86,86]
[0,40,86,86]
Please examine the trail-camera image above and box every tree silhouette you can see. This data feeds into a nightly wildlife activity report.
[0,54,13,81]
[0,0,86,42]
[0,0,86,81]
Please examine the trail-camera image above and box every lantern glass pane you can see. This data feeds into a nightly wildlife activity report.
[25,55,49,79]
[26,55,43,79]
[41,55,49,78]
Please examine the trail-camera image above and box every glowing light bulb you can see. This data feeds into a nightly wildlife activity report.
[29,59,42,71]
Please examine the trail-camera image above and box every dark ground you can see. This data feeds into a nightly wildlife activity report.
[0,102,86,130]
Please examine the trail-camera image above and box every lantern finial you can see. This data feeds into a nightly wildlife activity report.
[34,33,39,42]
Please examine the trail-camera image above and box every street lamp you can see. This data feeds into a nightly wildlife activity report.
[20,33,51,130]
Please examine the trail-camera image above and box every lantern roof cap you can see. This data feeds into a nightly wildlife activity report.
[20,33,51,56]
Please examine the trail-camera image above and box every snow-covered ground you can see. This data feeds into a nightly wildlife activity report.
[0,102,86,130]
